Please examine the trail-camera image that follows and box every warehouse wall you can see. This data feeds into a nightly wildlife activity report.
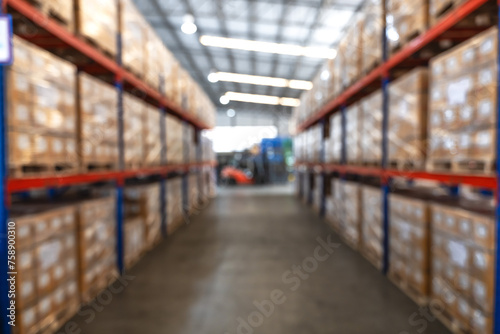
[216,108,291,136]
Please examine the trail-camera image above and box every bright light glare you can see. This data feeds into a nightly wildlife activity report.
[181,14,197,34]
[220,96,230,105]
[224,92,301,107]
[227,109,236,118]
[208,72,313,90]
[200,35,337,59]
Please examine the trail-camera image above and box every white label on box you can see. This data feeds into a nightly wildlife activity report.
[16,104,29,121]
[473,280,486,302]
[461,105,473,121]
[38,272,50,288]
[51,217,62,230]
[477,131,491,147]
[479,100,492,117]
[479,69,494,85]
[462,49,474,63]
[480,37,494,55]
[447,78,472,105]
[17,134,29,150]
[18,225,30,239]
[39,297,51,316]
[474,251,487,270]
[54,265,64,279]
[459,219,471,234]
[476,225,488,239]
[21,281,34,298]
[36,137,47,152]
[0,16,13,65]
[458,273,470,290]
[448,240,468,268]
[19,252,32,269]
[22,308,35,327]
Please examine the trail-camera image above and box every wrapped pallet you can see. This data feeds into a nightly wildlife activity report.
[431,204,495,333]
[123,94,145,168]
[312,174,323,214]
[125,183,162,250]
[120,0,148,78]
[361,0,384,74]
[146,25,168,90]
[144,105,162,166]
[338,17,363,88]
[388,67,428,170]
[326,113,342,163]
[346,103,361,164]
[307,124,322,163]
[360,186,383,270]
[166,177,184,235]
[78,73,119,170]
[13,205,79,334]
[164,51,179,102]
[166,114,185,164]
[386,0,428,53]
[35,0,74,31]
[76,0,118,56]
[188,174,200,213]
[389,194,430,304]
[78,196,117,303]
[428,27,497,174]
[361,90,383,164]
[124,217,145,269]
[8,37,77,177]
[326,178,343,232]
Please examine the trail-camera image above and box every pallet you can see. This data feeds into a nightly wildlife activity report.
[388,160,425,171]
[39,301,80,334]
[427,159,495,175]
[362,59,382,76]
[388,272,429,307]
[9,163,77,178]
[361,161,382,168]
[432,307,469,334]
[25,0,74,32]
[81,162,117,173]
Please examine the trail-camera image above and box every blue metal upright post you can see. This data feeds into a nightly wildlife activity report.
[182,121,189,217]
[159,75,168,238]
[115,22,125,274]
[319,119,326,218]
[381,2,390,275]
[340,105,347,166]
[0,3,11,332]
[492,3,500,332]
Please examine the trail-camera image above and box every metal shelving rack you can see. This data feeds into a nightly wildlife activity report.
[295,0,500,332]
[0,1,216,332]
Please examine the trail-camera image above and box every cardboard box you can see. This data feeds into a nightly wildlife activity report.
[361,90,383,163]
[386,0,429,53]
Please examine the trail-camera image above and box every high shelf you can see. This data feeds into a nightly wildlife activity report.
[0,1,216,333]
[295,0,500,333]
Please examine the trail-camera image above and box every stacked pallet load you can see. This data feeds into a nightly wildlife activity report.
[77,196,117,303]
[188,174,200,213]
[294,132,306,162]
[326,113,341,163]
[146,25,168,90]
[360,186,383,270]
[361,91,383,165]
[124,216,145,270]
[123,94,145,169]
[125,183,162,250]
[338,17,364,88]
[13,205,80,334]
[185,124,198,163]
[346,103,361,164]
[120,0,148,79]
[166,114,185,164]
[361,0,384,74]
[431,204,495,333]
[78,73,119,172]
[28,0,74,31]
[312,174,323,214]
[388,68,428,170]
[307,124,323,163]
[76,0,117,57]
[428,27,497,174]
[144,104,163,166]
[386,0,429,53]
[164,51,179,102]
[326,178,342,231]
[166,177,184,235]
[8,37,77,178]
[389,194,431,305]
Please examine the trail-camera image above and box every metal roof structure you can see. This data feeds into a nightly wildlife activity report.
[133,0,364,113]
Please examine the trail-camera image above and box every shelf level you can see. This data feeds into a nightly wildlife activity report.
[5,0,211,130]
[296,163,497,189]
[7,162,217,193]
[297,0,491,132]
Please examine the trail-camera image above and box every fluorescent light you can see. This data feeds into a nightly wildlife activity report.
[220,96,230,105]
[200,35,337,59]
[208,72,313,91]
[181,15,197,35]
[224,92,301,107]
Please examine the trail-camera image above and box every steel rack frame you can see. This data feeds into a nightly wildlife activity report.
[295,1,500,332]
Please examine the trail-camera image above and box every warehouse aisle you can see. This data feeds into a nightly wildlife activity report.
[71,185,449,334]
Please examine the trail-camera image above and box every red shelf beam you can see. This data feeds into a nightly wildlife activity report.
[7,162,218,193]
[5,0,211,130]
[298,0,490,132]
[296,163,497,189]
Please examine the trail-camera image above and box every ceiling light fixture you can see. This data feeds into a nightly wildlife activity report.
[181,14,197,35]
[200,36,337,59]
[208,72,313,90]
[227,109,236,118]
[220,96,230,105]
[223,92,301,107]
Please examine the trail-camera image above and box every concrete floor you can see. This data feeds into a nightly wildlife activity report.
[70,185,449,334]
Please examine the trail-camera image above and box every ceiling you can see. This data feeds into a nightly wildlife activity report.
[134,0,364,113]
